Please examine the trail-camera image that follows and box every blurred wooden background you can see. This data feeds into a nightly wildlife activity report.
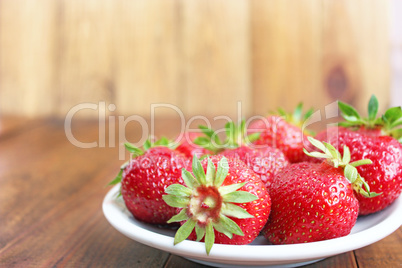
[0,0,392,119]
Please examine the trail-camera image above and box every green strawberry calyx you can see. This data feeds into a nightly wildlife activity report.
[338,95,402,143]
[303,136,381,198]
[277,102,314,132]
[162,156,258,255]
[193,120,260,154]
[108,137,176,186]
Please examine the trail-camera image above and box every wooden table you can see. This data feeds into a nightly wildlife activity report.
[0,116,401,267]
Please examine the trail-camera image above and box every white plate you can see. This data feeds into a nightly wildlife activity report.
[103,184,402,268]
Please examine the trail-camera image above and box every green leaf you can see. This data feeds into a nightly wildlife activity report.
[303,150,331,159]
[156,136,170,146]
[162,195,189,208]
[192,155,206,185]
[221,203,254,219]
[344,164,358,183]
[214,157,229,187]
[182,168,198,189]
[167,208,189,223]
[205,223,215,255]
[108,169,123,186]
[303,108,315,121]
[222,190,258,203]
[246,132,261,143]
[218,182,246,196]
[212,221,233,239]
[199,125,222,147]
[195,223,205,242]
[225,122,237,147]
[174,219,196,245]
[193,136,210,146]
[342,145,351,164]
[293,103,303,122]
[324,142,341,163]
[205,158,216,186]
[277,107,287,117]
[219,214,244,236]
[383,107,402,125]
[307,136,327,153]
[165,184,192,197]
[323,142,342,162]
[390,128,402,141]
[143,140,152,151]
[390,117,402,129]
[199,125,215,138]
[338,101,361,120]
[124,143,143,156]
[349,159,373,167]
[368,95,379,122]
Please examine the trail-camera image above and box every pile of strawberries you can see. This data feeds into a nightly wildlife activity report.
[109,96,402,254]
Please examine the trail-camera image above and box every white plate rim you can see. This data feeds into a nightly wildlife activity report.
[102,184,402,266]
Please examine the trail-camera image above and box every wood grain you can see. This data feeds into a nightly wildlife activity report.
[58,0,116,117]
[0,1,392,118]
[251,0,324,115]
[0,0,58,116]
[112,0,183,117]
[322,0,390,113]
[181,0,251,117]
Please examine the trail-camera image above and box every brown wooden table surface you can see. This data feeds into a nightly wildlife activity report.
[0,116,401,268]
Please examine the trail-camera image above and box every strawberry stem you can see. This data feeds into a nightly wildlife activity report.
[162,156,258,255]
[304,136,381,198]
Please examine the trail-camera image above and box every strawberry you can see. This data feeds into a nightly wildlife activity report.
[221,146,288,190]
[109,138,190,225]
[263,137,377,244]
[248,103,314,163]
[175,132,212,158]
[163,155,271,254]
[194,120,289,189]
[314,95,402,215]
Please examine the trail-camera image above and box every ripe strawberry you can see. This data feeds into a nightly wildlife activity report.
[175,132,212,158]
[314,95,402,215]
[248,103,314,163]
[109,139,190,225]
[194,120,289,189]
[263,137,377,244]
[163,155,271,254]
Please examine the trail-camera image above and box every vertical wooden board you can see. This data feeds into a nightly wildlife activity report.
[112,0,182,117]
[58,0,116,117]
[357,0,390,110]
[182,0,251,118]
[322,0,390,114]
[0,0,57,116]
[251,0,324,115]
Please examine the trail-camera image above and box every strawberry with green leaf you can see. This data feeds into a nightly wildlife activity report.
[248,103,314,163]
[194,120,289,189]
[263,137,377,244]
[110,138,190,225]
[163,155,271,254]
[315,95,402,215]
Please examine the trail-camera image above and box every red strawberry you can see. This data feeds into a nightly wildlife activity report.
[248,104,314,163]
[221,145,288,190]
[315,95,402,215]
[163,155,271,254]
[263,137,376,244]
[110,139,190,225]
[195,120,289,189]
[175,132,212,158]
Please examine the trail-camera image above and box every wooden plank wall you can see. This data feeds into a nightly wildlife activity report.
[0,0,391,119]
